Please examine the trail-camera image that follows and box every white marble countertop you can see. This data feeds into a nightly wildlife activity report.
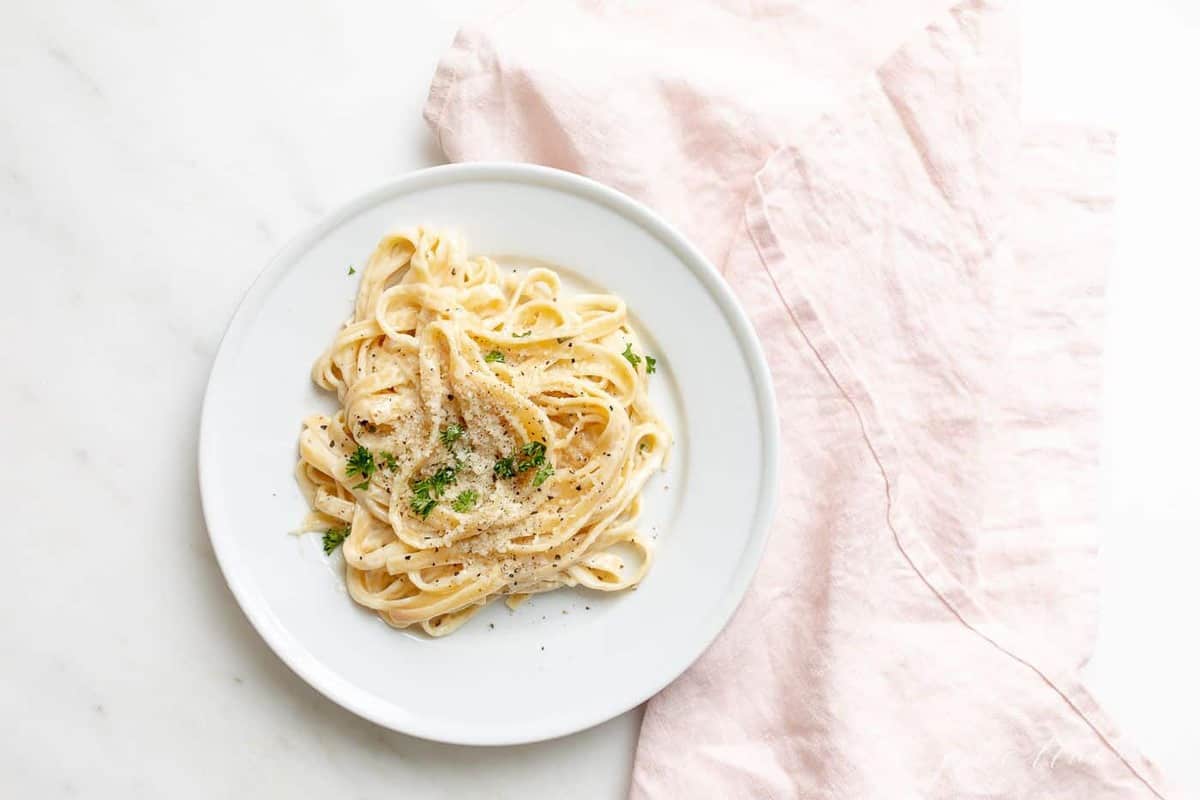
[1,1,1196,797]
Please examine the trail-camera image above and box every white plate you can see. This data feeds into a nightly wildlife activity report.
[199,163,778,745]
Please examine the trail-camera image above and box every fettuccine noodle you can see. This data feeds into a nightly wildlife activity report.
[296,228,670,636]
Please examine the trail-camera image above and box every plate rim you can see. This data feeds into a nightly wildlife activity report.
[197,162,780,745]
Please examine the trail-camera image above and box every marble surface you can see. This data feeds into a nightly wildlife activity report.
[1,1,1196,797]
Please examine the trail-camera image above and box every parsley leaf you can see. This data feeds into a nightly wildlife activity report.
[348,265,356,275]
[520,441,547,457]
[439,423,464,448]
[409,487,437,518]
[346,445,376,485]
[645,355,657,375]
[322,527,349,555]
[429,463,458,495]
[408,463,459,518]
[494,441,552,482]
[485,350,505,363]
[621,342,642,368]
[451,490,478,512]
[516,441,547,473]
[377,452,399,472]
[532,463,554,487]
[493,456,516,478]
[513,330,532,338]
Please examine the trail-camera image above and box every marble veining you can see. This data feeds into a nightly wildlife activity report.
[46,45,105,99]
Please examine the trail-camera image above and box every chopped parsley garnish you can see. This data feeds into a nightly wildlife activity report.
[485,350,505,363]
[429,463,458,495]
[494,441,552,484]
[532,463,554,487]
[513,330,532,338]
[348,265,356,275]
[322,527,349,555]
[409,488,437,519]
[439,423,464,448]
[346,445,376,490]
[377,451,399,472]
[622,343,659,374]
[516,441,547,473]
[408,463,458,518]
[451,490,478,512]
[493,456,516,479]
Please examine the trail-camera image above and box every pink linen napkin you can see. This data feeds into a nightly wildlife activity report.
[424,0,1172,796]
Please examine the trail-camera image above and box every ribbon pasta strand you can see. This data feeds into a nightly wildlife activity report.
[297,228,670,636]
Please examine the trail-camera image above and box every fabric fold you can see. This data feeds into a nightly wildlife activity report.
[423,0,1171,796]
